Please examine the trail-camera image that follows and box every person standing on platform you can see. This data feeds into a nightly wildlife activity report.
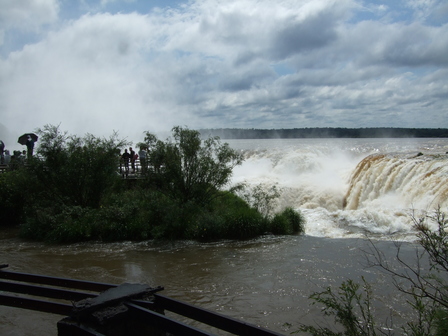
[0,140,4,164]
[26,136,34,160]
[121,149,131,176]
[138,146,147,175]
[129,147,136,173]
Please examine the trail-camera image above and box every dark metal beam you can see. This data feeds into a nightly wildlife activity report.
[154,293,285,336]
[0,293,73,315]
[126,302,214,336]
[58,317,106,336]
[0,280,97,301]
[0,270,116,292]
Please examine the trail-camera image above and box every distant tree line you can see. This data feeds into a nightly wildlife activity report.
[198,128,448,139]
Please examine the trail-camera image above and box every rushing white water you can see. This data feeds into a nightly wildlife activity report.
[227,138,448,241]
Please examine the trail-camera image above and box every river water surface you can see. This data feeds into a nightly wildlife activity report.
[0,229,417,335]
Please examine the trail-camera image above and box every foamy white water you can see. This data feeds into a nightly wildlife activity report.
[227,138,448,241]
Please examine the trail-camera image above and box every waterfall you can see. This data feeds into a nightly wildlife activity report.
[228,138,448,240]
[344,153,448,211]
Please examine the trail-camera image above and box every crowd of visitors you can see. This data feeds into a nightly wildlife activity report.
[120,146,148,176]
[0,139,30,166]
[1,137,149,177]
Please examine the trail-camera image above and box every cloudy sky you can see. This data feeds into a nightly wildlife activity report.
[0,0,447,145]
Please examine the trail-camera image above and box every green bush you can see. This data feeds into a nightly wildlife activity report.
[434,308,448,336]
[19,182,305,243]
[269,213,292,235]
[0,169,30,226]
[188,191,267,241]
[29,124,127,208]
[238,183,280,218]
[21,207,57,241]
[223,207,266,240]
[47,207,95,243]
[21,205,93,243]
[187,210,226,240]
[268,207,305,235]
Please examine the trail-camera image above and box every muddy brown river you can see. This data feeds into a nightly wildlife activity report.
[0,227,417,335]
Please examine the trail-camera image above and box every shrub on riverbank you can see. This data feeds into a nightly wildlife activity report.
[0,169,30,226]
[20,188,305,243]
[5,124,305,243]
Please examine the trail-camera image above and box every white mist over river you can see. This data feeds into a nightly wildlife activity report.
[1,138,447,335]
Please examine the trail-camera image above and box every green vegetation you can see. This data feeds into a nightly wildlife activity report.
[297,208,448,336]
[139,126,243,206]
[0,124,305,243]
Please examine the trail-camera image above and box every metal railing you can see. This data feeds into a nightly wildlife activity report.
[0,265,285,336]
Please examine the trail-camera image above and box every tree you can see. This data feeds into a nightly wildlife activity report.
[30,124,128,208]
[139,132,166,174]
[141,126,243,205]
[237,183,280,218]
[297,277,386,336]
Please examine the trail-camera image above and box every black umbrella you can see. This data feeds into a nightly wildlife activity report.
[18,133,38,145]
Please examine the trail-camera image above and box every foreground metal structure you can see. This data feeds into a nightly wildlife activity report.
[0,264,284,336]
